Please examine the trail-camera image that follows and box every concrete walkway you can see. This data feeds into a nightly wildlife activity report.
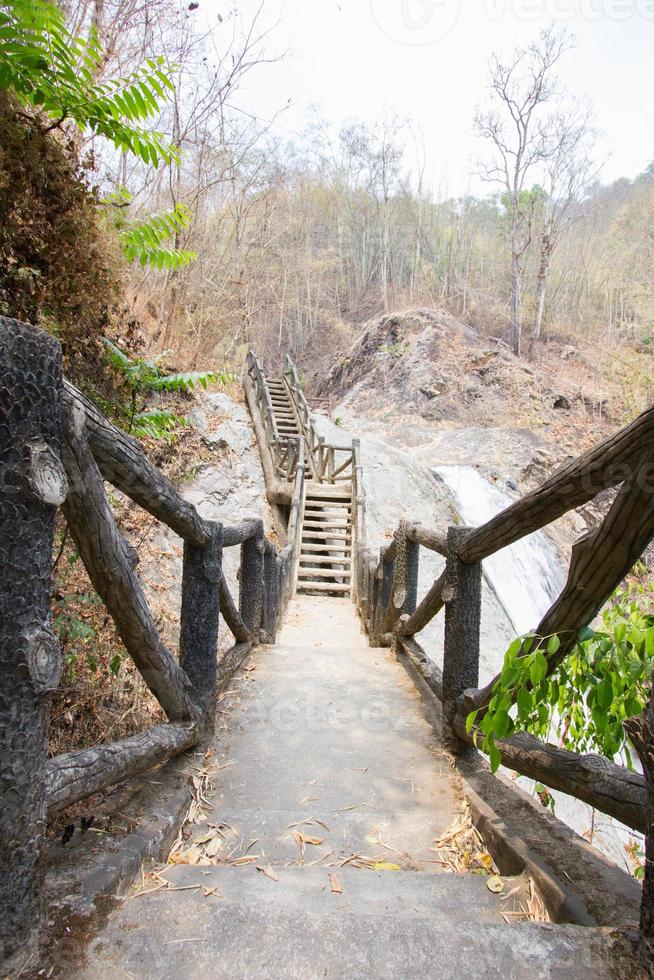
[78,597,635,979]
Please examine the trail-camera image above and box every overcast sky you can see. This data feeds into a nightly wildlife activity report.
[229,0,654,196]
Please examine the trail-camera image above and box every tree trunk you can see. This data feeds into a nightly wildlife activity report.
[529,227,553,358]
[510,237,523,357]
[0,317,66,965]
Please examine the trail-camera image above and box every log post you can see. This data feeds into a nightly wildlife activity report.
[239,521,264,643]
[625,691,654,971]
[261,539,279,644]
[442,527,482,753]
[404,535,420,616]
[0,318,66,965]
[180,521,222,728]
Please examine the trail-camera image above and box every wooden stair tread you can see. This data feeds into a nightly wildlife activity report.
[303,522,350,531]
[302,532,350,541]
[301,544,352,553]
[297,581,350,593]
[298,567,351,579]
[299,555,351,565]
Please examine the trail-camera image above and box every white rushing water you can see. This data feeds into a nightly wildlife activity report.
[434,464,566,636]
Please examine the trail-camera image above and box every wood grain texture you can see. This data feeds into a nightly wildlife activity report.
[0,317,63,961]
[60,400,196,722]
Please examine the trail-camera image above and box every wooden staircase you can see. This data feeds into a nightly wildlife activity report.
[298,483,352,596]
[266,378,300,440]
[261,368,355,597]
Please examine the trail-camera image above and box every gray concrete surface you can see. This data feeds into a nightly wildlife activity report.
[73,597,643,979]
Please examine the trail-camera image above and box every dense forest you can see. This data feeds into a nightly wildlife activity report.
[0,0,651,415]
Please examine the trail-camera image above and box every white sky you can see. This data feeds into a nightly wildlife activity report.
[228,0,654,196]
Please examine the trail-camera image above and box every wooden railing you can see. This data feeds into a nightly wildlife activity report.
[245,348,303,482]
[353,402,654,954]
[283,353,354,484]
[0,318,304,963]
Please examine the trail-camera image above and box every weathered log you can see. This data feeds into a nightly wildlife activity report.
[217,641,252,689]
[180,522,222,723]
[63,381,211,546]
[384,521,411,639]
[242,371,293,507]
[397,570,446,636]
[45,722,198,814]
[454,714,647,834]
[0,317,63,962]
[442,527,482,751]
[458,405,654,563]
[239,520,264,641]
[222,519,265,547]
[261,539,279,643]
[397,636,444,701]
[624,692,654,968]
[406,522,447,555]
[468,453,654,713]
[60,401,195,722]
[219,576,250,642]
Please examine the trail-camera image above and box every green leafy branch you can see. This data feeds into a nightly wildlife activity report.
[103,339,236,438]
[467,581,654,775]
[119,202,197,270]
[0,0,178,165]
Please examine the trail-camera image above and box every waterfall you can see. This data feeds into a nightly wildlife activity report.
[434,465,566,637]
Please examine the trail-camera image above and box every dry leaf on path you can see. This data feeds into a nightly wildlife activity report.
[169,846,203,866]
[328,873,343,894]
[292,831,325,853]
[487,876,504,894]
[257,865,280,881]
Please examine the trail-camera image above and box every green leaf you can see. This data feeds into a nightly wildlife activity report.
[596,677,613,710]
[516,687,532,719]
[547,634,561,655]
[465,709,478,734]
[488,742,502,774]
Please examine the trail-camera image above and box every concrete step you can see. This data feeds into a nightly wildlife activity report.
[81,864,625,979]
[297,580,351,593]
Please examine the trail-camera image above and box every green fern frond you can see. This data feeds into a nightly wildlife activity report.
[132,409,186,440]
[119,204,198,269]
[0,0,178,164]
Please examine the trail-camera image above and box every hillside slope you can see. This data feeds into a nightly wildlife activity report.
[316,308,622,481]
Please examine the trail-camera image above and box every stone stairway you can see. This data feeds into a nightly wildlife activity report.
[78,597,626,980]
[298,483,353,596]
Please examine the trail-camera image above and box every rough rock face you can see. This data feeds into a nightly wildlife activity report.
[315,308,605,480]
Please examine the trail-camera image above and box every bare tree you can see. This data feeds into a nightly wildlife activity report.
[476,27,573,355]
[528,104,599,355]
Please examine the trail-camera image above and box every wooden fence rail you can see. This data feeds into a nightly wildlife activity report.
[352,399,654,959]
[0,318,303,964]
